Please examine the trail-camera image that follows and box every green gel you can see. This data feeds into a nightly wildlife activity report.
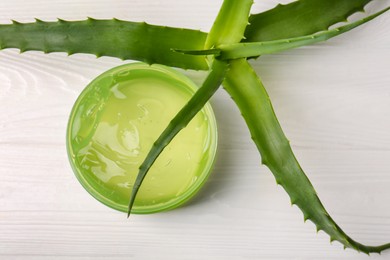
[67,63,217,214]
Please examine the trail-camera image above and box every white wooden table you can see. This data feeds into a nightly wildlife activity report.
[1,1,390,259]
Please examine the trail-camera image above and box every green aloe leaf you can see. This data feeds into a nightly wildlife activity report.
[245,0,372,41]
[223,58,390,254]
[0,18,208,70]
[205,0,254,48]
[175,7,390,59]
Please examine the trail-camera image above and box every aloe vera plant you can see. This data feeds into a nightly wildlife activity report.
[1,0,389,254]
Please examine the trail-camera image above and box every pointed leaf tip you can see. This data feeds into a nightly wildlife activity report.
[127,189,137,218]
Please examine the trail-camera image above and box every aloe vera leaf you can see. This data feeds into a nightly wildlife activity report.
[127,59,228,216]
[245,0,372,42]
[127,0,253,216]
[220,7,390,59]
[205,0,253,48]
[223,59,390,254]
[0,18,208,70]
[178,7,390,60]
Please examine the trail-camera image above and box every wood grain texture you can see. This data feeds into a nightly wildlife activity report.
[0,0,390,259]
